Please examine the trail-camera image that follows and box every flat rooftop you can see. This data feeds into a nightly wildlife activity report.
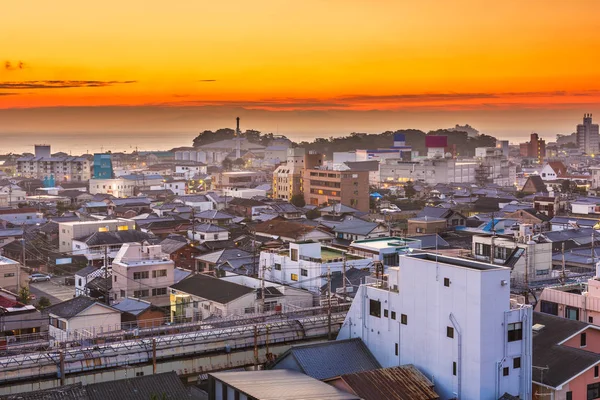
[351,237,421,250]
[407,253,507,271]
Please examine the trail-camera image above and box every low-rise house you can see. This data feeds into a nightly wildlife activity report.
[0,289,45,338]
[531,312,600,399]
[267,202,304,219]
[208,370,360,400]
[252,220,333,243]
[112,297,166,328]
[332,365,440,400]
[407,216,447,235]
[0,228,23,249]
[159,235,203,270]
[162,179,187,196]
[324,218,388,242]
[188,223,230,243]
[533,195,564,218]
[195,209,235,226]
[71,230,154,264]
[75,265,106,297]
[270,338,381,381]
[416,206,466,228]
[0,208,45,225]
[46,296,121,343]
[550,216,600,231]
[195,248,253,274]
[0,255,25,293]
[227,197,270,219]
[521,175,548,194]
[348,236,422,267]
[169,274,256,321]
[535,227,599,252]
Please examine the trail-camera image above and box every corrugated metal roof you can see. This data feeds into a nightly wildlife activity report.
[340,365,439,400]
[272,338,381,380]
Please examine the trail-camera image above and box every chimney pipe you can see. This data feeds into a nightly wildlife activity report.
[236,117,240,136]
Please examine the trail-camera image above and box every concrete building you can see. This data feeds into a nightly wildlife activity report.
[0,256,26,293]
[89,174,164,197]
[303,155,370,212]
[111,243,175,307]
[577,113,600,155]
[58,219,136,253]
[0,290,44,337]
[260,241,371,293]
[520,133,546,162]
[348,236,422,267]
[407,216,447,235]
[210,171,267,190]
[272,147,305,201]
[175,149,207,163]
[174,163,207,180]
[337,253,533,400]
[379,158,477,186]
[471,228,553,282]
[92,154,114,179]
[16,145,91,182]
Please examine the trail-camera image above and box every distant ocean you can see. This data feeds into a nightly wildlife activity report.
[0,131,201,155]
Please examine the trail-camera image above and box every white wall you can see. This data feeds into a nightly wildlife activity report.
[49,304,121,343]
[337,255,532,400]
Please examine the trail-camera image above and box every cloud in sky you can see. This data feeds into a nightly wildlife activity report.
[3,61,25,71]
[197,79,217,82]
[0,80,136,89]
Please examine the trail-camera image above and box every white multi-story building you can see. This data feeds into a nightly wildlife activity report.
[338,253,532,400]
[16,145,90,182]
[58,219,136,253]
[174,163,208,180]
[260,242,371,293]
[272,147,305,201]
[379,158,477,186]
[111,243,175,307]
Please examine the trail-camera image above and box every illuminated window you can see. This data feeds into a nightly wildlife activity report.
[98,227,109,232]
[117,225,129,231]
[291,273,298,281]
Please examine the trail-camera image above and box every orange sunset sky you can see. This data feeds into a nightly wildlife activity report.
[2,0,600,149]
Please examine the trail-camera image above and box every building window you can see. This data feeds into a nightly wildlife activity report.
[444,278,450,287]
[452,362,457,376]
[587,383,600,399]
[596,366,599,378]
[566,391,572,400]
[114,276,117,282]
[274,263,281,271]
[513,357,521,369]
[152,269,167,278]
[291,273,298,281]
[582,332,588,347]
[401,314,407,325]
[384,309,389,318]
[566,306,580,321]
[369,299,381,318]
[503,367,509,377]
[391,311,396,320]
[447,326,454,338]
[291,248,298,261]
[395,343,398,356]
[507,322,522,342]
[540,300,558,316]
[301,268,308,277]
[120,290,125,297]
[133,289,149,298]
[152,288,167,296]
[133,271,149,280]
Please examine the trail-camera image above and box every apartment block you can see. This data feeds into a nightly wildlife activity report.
[58,218,137,253]
[272,147,305,201]
[338,253,532,400]
[16,145,90,182]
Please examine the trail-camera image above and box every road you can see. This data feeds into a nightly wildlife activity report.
[28,277,75,306]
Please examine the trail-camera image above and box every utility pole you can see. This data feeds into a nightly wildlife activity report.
[327,265,332,340]
[342,254,347,301]
[19,224,25,293]
[561,242,566,285]
[104,245,109,305]
[191,207,196,244]
[260,259,266,313]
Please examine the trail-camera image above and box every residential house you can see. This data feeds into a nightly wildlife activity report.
[252,220,333,243]
[533,196,564,218]
[407,217,447,235]
[270,338,381,381]
[0,255,26,293]
[159,235,203,270]
[260,241,371,293]
[348,236,422,267]
[195,248,255,274]
[208,370,360,400]
[188,223,230,243]
[531,312,600,399]
[550,216,600,231]
[325,219,388,242]
[503,208,550,231]
[227,197,270,219]
[173,194,214,211]
[521,175,548,194]
[169,274,256,321]
[112,297,166,328]
[71,230,154,265]
[110,243,175,307]
[46,296,121,343]
[535,227,599,252]
[0,208,45,226]
[267,202,304,220]
[195,210,234,226]
[331,365,440,400]
[337,253,533,400]
[58,218,136,253]
[0,289,45,337]
[0,228,23,250]
[416,206,466,228]
[539,161,567,180]
[75,265,106,297]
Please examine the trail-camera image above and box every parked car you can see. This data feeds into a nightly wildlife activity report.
[29,273,51,283]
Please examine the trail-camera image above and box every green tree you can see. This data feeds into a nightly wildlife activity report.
[18,286,30,305]
[221,158,233,171]
[561,179,574,194]
[404,182,417,199]
[306,209,321,220]
[233,158,245,167]
[37,296,51,310]
[290,193,306,207]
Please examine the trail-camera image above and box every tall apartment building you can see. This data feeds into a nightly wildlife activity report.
[338,253,532,400]
[16,145,90,182]
[303,153,370,212]
[577,113,600,155]
[111,243,175,307]
[519,133,546,162]
[272,147,305,201]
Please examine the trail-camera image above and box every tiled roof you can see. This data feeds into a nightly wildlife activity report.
[45,297,117,319]
[112,297,152,316]
[170,274,254,304]
[270,338,381,380]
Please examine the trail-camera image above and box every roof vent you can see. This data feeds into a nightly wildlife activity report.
[532,323,545,332]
